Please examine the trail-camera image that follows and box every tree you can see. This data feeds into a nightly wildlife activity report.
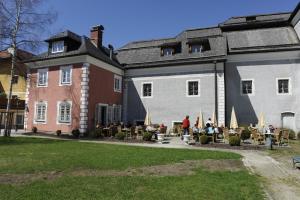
[0,0,56,136]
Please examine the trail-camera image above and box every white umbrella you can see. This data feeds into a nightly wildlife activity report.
[230,107,238,129]
[212,111,217,127]
[258,112,265,129]
[144,108,151,126]
[197,110,204,129]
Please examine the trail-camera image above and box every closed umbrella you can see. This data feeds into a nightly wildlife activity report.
[144,108,151,126]
[197,110,204,129]
[230,107,238,129]
[258,112,265,130]
[212,111,218,127]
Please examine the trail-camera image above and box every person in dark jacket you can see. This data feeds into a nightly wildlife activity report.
[182,115,190,136]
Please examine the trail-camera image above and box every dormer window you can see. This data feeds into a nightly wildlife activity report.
[246,16,256,21]
[160,42,181,56]
[162,48,174,56]
[190,44,203,53]
[51,41,64,53]
[188,39,210,54]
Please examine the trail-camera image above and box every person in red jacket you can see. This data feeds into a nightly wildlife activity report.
[182,115,190,136]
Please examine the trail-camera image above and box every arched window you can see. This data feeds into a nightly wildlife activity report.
[58,101,71,123]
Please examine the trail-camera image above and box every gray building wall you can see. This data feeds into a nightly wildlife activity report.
[226,51,300,132]
[124,63,225,130]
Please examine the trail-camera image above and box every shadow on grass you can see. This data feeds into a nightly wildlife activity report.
[0,137,67,146]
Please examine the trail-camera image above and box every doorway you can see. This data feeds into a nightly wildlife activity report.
[281,112,295,131]
[96,104,108,126]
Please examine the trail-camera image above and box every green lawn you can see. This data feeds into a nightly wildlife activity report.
[0,137,264,200]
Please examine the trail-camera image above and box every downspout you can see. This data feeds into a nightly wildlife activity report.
[214,61,218,124]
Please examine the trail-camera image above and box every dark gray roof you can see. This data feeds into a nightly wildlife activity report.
[117,27,226,68]
[45,30,82,43]
[220,12,291,26]
[225,26,300,53]
[27,35,122,69]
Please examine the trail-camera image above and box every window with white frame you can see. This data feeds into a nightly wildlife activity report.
[37,68,48,87]
[51,41,64,53]
[60,66,72,85]
[114,75,122,92]
[58,101,71,123]
[241,80,253,95]
[187,80,200,96]
[142,82,152,97]
[35,102,47,122]
[277,78,290,94]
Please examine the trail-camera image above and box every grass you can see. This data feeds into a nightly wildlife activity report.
[0,137,264,200]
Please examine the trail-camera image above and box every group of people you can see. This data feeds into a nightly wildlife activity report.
[182,115,220,136]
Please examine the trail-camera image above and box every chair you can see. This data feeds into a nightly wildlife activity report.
[236,127,244,138]
[207,127,215,143]
[130,126,136,139]
[282,129,289,145]
[223,127,229,144]
[160,126,167,135]
[274,128,282,146]
[251,129,264,145]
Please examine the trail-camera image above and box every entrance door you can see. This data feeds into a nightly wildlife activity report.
[281,112,295,130]
[100,106,107,126]
[95,104,108,126]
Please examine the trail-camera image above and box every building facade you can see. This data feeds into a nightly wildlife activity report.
[0,49,33,129]
[25,3,300,133]
[25,26,123,133]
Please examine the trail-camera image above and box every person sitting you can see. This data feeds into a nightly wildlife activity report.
[207,126,214,135]
[206,118,213,126]
[192,124,199,133]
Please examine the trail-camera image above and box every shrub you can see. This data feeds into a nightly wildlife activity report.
[56,130,62,136]
[32,126,37,133]
[240,129,251,142]
[199,135,208,144]
[94,128,103,138]
[229,136,241,146]
[71,129,81,138]
[143,132,153,141]
[298,132,300,140]
[116,132,125,140]
[288,129,296,140]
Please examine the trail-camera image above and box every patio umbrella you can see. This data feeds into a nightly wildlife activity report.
[230,107,238,129]
[144,108,151,126]
[197,110,204,129]
[212,111,218,127]
[258,112,265,129]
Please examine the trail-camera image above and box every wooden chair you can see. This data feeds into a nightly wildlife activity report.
[282,129,289,145]
[251,129,264,145]
[160,126,167,135]
[223,127,229,144]
[274,128,282,146]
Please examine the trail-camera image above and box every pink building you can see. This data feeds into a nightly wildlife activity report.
[25,26,123,133]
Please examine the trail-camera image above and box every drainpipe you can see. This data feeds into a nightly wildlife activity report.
[214,61,218,125]
[108,44,114,60]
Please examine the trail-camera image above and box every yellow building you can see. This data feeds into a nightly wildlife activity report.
[0,49,33,129]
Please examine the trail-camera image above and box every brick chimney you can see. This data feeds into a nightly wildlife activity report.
[90,25,104,48]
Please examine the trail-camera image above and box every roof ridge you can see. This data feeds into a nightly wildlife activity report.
[230,11,291,19]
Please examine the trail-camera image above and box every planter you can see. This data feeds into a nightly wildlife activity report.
[157,133,165,143]
[183,135,190,145]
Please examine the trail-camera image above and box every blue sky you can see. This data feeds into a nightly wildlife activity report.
[45,0,299,49]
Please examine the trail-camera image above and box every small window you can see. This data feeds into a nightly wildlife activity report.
[37,68,48,87]
[16,115,24,125]
[51,41,64,53]
[241,80,253,95]
[187,80,200,97]
[190,44,203,53]
[246,16,256,21]
[60,66,72,85]
[35,102,47,122]
[114,75,122,93]
[162,48,174,56]
[278,79,290,94]
[58,101,71,123]
[142,82,153,97]
[12,75,19,84]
